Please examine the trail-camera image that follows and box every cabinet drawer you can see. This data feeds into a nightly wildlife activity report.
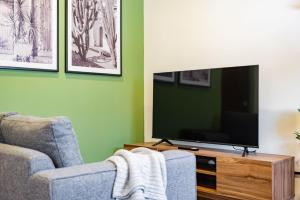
[217,157,272,200]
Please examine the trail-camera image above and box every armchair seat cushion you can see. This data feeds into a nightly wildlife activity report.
[0,114,83,168]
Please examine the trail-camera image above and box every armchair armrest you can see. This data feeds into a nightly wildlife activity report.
[28,161,117,200]
[0,144,55,200]
[162,150,197,200]
[28,150,196,200]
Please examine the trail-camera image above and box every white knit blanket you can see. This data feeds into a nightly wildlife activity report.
[108,147,167,200]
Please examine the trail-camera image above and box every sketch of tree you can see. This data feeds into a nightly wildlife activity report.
[0,0,57,67]
[2,1,18,43]
[72,0,98,61]
[100,0,117,68]
[15,0,26,41]
[28,0,38,57]
[39,0,52,51]
[8,9,17,40]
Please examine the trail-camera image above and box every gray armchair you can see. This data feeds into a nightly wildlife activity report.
[0,113,196,200]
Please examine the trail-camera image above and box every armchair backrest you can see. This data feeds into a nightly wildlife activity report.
[0,112,18,142]
[0,112,83,168]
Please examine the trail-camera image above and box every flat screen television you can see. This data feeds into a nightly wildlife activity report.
[153,65,259,148]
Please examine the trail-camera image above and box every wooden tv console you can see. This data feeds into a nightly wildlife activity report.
[124,143,295,200]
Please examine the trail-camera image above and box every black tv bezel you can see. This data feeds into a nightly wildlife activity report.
[152,65,259,149]
[151,136,259,149]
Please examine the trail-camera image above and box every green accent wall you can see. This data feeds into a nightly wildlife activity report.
[0,0,144,162]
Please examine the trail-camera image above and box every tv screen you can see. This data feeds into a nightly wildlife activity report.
[153,65,259,148]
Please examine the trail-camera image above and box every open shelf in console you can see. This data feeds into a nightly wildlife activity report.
[196,155,217,194]
[197,173,216,189]
[196,156,216,172]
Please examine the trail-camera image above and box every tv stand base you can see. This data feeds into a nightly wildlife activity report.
[152,138,173,146]
[242,147,249,157]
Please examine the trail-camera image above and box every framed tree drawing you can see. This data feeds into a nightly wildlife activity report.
[0,0,58,71]
[66,0,122,76]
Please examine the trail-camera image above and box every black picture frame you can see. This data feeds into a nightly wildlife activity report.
[65,0,122,76]
[0,0,59,72]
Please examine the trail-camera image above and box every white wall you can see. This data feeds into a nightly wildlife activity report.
[144,0,300,198]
